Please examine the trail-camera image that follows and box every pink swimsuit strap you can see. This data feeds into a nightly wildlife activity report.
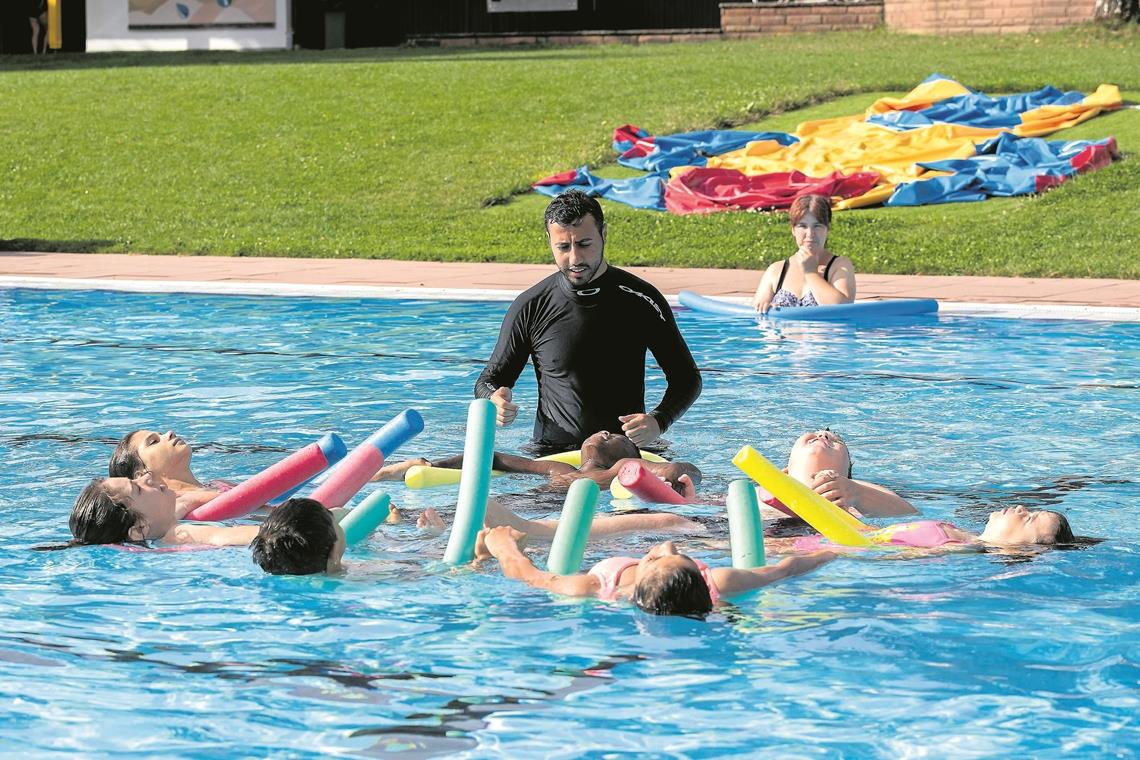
[588,556,720,604]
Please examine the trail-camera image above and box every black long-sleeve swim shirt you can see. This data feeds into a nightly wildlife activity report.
[475,266,702,451]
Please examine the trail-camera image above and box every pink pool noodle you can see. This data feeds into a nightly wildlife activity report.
[307,410,425,509]
[616,460,689,505]
[756,486,795,517]
[185,434,346,521]
[307,445,385,509]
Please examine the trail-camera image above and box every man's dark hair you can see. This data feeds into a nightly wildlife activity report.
[631,562,713,617]
[544,189,605,232]
[109,429,146,478]
[250,498,338,575]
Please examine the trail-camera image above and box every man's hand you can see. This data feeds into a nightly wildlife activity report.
[476,525,527,560]
[618,413,661,447]
[810,469,863,517]
[489,387,519,426]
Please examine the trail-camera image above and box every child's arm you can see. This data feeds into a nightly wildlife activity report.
[850,479,917,516]
[645,461,703,491]
[480,527,600,596]
[711,551,836,597]
[174,489,221,518]
[164,523,261,547]
[810,469,917,517]
[370,458,429,482]
[483,497,700,540]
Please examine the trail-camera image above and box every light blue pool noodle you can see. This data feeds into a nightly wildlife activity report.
[339,491,391,546]
[678,290,938,322]
[726,478,765,569]
[443,399,496,565]
[546,478,599,576]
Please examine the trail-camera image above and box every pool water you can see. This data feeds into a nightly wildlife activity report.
[1,287,1137,757]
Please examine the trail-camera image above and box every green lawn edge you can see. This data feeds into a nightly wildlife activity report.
[1,25,1138,278]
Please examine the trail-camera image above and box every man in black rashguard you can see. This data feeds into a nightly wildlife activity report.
[475,190,702,453]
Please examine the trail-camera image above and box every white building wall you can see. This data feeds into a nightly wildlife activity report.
[86,0,291,51]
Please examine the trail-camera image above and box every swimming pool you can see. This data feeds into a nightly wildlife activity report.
[1,287,1137,756]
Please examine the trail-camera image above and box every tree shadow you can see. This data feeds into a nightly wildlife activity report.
[0,45,614,73]
[0,239,118,253]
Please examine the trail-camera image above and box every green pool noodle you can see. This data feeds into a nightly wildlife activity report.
[443,399,497,565]
[546,478,599,575]
[726,478,765,568]
[339,490,391,547]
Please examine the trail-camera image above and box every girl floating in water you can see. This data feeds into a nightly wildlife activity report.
[479,525,835,618]
[61,471,259,548]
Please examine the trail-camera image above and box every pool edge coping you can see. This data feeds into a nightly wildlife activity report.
[3,275,1139,322]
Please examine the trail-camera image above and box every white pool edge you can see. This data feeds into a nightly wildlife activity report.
[2,276,1138,322]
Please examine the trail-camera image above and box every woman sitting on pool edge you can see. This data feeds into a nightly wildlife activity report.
[750,194,855,314]
[478,525,835,617]
[49,471,260,548]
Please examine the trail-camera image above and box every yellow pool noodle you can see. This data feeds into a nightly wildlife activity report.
[732,445,871,547]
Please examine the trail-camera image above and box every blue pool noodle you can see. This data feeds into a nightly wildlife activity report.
[365,409,425,458]
[443,399,496,565]
[306,409,425,490]
[726,478,765,569]
[678,290,938,321]
[546,478,599,575]
[340,490,392,546]
[268,432,345,504]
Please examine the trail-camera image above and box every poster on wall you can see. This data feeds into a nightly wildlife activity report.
[129,0,275,28]
[487,0,577,12]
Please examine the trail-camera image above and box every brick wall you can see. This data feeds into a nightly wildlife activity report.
[882,0,1094,34]
[721,1,883,37]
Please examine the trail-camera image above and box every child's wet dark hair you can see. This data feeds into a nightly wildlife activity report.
[631,561,713,618]
[35,478,143,551]
[108,430,146,478]
[250,498,338,576]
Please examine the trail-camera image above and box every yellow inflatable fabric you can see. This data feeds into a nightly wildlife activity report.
[405,449,666,490]
[732,445,871,547]
[695,77,1122,210]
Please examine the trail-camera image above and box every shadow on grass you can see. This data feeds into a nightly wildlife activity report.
[0,44,617,73]
[0,239,118,253]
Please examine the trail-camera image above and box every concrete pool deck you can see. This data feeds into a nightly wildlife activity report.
[2,252,1139,320]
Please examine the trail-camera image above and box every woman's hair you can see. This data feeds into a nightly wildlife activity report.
[70,478,142,545]
[632,562,713,617]
[250,498,338,576]
[789,194,832,228]
[109,430,146,478]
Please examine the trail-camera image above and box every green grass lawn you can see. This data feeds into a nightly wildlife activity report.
[1,25,1138,277]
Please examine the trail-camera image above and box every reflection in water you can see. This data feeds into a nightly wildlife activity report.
[3,627,642,758]
[349,656,643,757]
